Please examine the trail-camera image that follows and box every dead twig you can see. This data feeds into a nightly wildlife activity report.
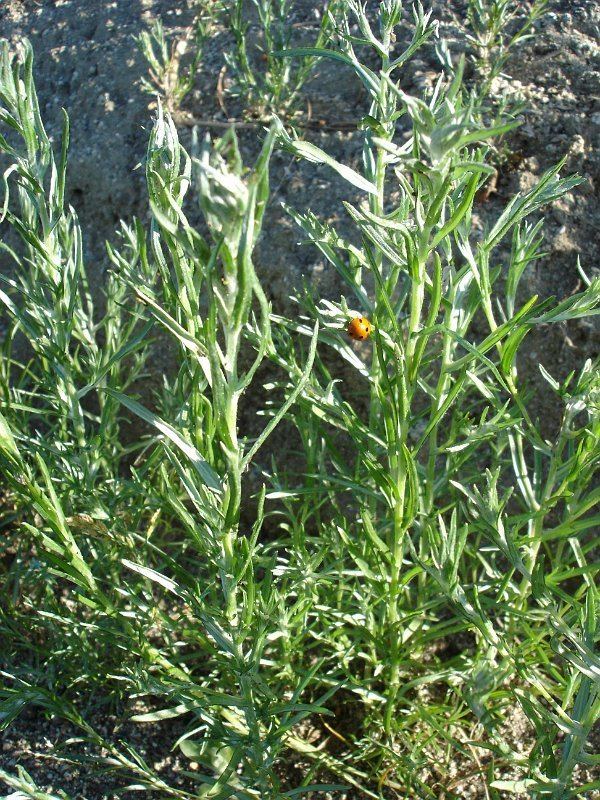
[173,111,360,132]
[216,65,228,117]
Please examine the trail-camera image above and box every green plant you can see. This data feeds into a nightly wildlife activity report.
[0,765,72,800]
[0,37,155,693]
[113,108,330,797]
[225,0,337,118]
[1,1,599,797]
[136,5,222,113]
[268,0,600,793]
[0,37,334,799]
[466,0,549,91]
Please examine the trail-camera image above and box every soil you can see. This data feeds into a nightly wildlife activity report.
[0,0,598,797]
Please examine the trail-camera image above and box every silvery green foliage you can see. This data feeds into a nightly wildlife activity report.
[196,135,250,243]
[225,0,337,116]
[273,1,599,794]
[0,3,598,797]
[0,40,322,799]
[0,40,150,537]
[108,108,324,798]
[0,766,71,800]
[136,8,220,113]
[466,0,549,85]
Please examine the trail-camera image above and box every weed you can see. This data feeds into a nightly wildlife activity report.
[136,3,222,113]
[466,0,549,89]
[0,2,598,798]
[271,0,599,793]
[224,0,338,118]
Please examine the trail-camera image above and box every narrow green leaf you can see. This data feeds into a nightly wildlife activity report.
[276,47,380,95]
[105,389,221,492]
[276,120,377,194]
[241,323,319,470]
[122,559,180,595]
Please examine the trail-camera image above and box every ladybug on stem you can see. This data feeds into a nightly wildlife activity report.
[347,316,372,341]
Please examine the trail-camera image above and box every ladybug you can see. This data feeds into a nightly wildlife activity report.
[347,316,372,341]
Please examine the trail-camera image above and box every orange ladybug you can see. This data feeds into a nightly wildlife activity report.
[347,316,372,341]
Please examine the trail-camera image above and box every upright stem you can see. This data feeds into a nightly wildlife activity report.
[363,33,416,738]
